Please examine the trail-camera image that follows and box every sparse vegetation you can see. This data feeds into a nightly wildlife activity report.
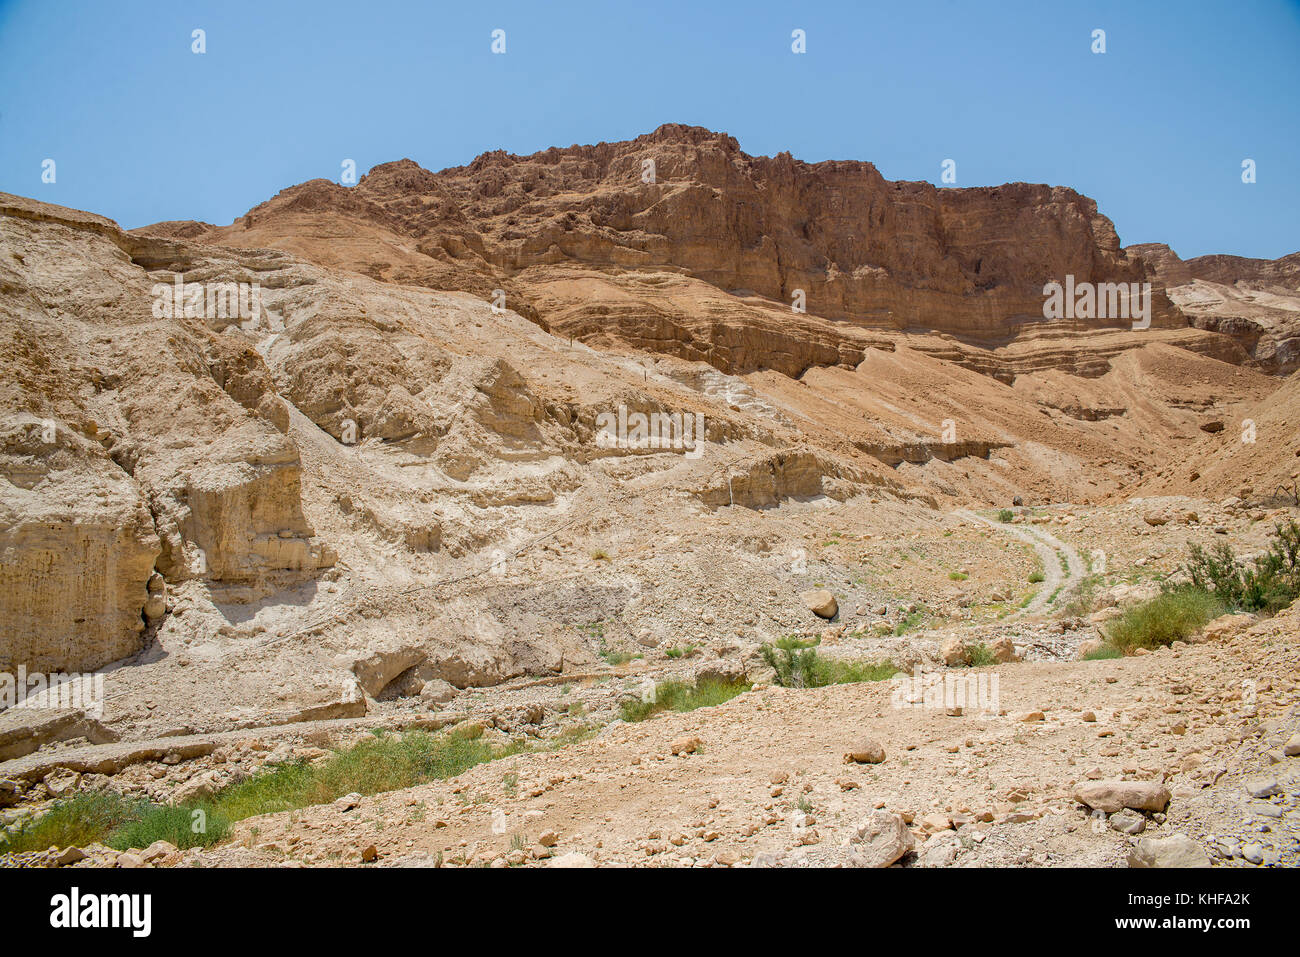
[892,608,927,636]
[1104,585,1225,653]
[997,509,1014,523]
[1028,570,1045,584]
[965,641,997,667]
[1183,520,1300,614]
[949,571,968,581]
[1,790,154,853]
[1101,520,1300,656]
[3,725,531,853]
[620,678,751,722]
[760,638,898,688]
[1083,643,1122,661]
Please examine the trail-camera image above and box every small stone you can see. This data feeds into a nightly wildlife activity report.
[55,847,87,866]
[1245,777,1281,799]
[1241,843,1266,865]
[988,636,1018,663]
[1108,809,1147,835]
[141,840,178,863]
[670,735,702,756]
[843,737,886,764]
[940,637,968,667]
[1128,833,1211,868]
[538,830,559,847]
[800,589,838,619]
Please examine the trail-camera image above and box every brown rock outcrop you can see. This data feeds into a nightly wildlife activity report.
[140,124,1222,382]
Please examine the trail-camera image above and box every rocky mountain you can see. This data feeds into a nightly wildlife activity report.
[1128,242,1300,373]
[141,124,1258,381]
[2,128,1299,873]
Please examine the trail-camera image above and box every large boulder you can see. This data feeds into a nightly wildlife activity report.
[1072,779,1171,813]
[1127,833,1211,868]
[849,810,914,867]
[800,589,838,619]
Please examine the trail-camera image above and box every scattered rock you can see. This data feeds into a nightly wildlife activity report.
[670,735,702,756]
[1245,777,1281,799]
[1127,833,1211,868]
[843,737,886,764]
[1108,808,1147,835]
[1072,780,1171,813]
[800,589,838,620]
[55,846,87,866]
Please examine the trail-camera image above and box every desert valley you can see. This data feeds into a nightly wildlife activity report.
[2,124,1299,871]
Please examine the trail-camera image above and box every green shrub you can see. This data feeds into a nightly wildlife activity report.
[108,804,230,851]
[1183,521,1300,614]
[892,609,927,636]
[1028,570,1045,584]
[965,642,997,667]
[4,726,527,853]
[759,641,897,688]
[620,678,750,722]
[997,509,1014,523]
[1105,585,1225,653]
[2,790,151,853]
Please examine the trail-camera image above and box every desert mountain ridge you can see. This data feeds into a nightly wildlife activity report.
[135,123,1299,379]
[2,125,1299,871]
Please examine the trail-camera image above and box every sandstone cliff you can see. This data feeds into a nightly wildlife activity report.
[142,124,1240,381]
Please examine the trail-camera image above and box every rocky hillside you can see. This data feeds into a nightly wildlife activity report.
[1,128,1297,801]
[1128,243,1300,373]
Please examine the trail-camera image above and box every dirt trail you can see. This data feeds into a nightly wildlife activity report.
[956,509,1086,618]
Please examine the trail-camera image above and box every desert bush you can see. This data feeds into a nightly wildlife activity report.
[1183,520,1300,614]
[3,726,527,852]
[2,790,151,853]
[1104,585,1224,653]
[620,678,750,722]
[760,639,896,688]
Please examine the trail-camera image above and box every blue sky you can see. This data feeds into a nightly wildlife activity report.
[1,0,1296,259]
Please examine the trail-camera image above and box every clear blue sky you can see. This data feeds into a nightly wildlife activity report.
[1,0,1296,259]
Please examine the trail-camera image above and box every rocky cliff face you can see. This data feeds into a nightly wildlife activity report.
[1128,243,1300,373]
[0,195,334,674]
[144,124,1219,380]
